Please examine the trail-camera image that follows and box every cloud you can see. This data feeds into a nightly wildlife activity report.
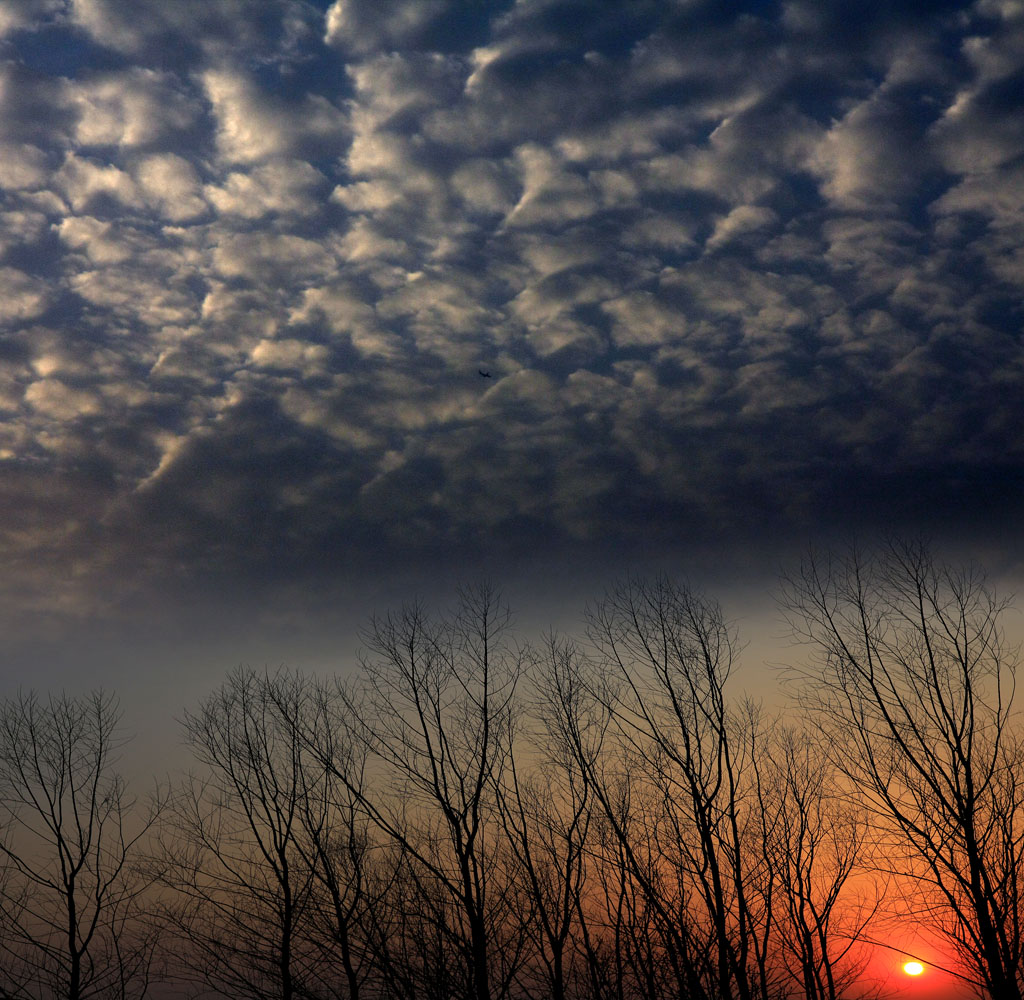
[0,0,1021,623]
[70,266,197,327]
[930,5,1024,173]
[249,338,329,375]
[505,144,600,228]
[211,231,338,285]
[55,152,142,212]
[56,214,134,264]
[0,267,51,322]
[205,159,326,219]
[70,0,323,64]
[67,70,199,148]
[324,0,452,56]
[810,90,934,212]
[0,0,63,39]
[134,154,207,221]
[0,142,49,189]
[0,60,72,146]
[705,205,778,251]
[202,68,298,164]
[24,377,103,421]
[200,67,345,167]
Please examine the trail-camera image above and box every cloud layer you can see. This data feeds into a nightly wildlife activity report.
[1,0,1023,616]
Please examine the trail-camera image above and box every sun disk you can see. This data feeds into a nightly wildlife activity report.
[903,961,924,976]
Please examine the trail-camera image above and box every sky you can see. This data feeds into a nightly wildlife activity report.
[1,0,1023,740]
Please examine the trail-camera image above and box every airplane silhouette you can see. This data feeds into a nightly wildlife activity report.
[479,370,492,378]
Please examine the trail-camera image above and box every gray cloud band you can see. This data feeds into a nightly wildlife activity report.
[0,0,1021,614]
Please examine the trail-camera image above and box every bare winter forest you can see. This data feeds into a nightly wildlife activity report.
[2,542,1023,1000]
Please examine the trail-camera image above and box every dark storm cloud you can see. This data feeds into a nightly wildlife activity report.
[0,0,1022,619]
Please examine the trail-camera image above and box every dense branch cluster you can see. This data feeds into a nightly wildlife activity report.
[1,544,1022,1000]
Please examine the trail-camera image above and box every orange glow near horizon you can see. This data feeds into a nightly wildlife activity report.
[903,961,925,976]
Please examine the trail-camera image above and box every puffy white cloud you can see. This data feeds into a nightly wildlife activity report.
[0,208,48,258]
[202,68,295,164]
[71,0,160,54]
[344,127,409,179]
[279,380,380,448]
[450,158,516,215]
[291,284,404,358]
[71,0,322,62]
[932,162,1024,289]
[336,217,411,263]
[249,338,329,374]
[622,214,698,252]
[0,142,48,189]
[211,232,339,285]
[67,70,198,148]
[510,272,618,328]
[324,0,449,55]
[930,4,1024,173]
[332,177,405,213]
[934,162,1024,223]
[810,93,927,211]
[0,0,1020,612]
[134,154,207,221]
[70,267,197,327]
[505,144,599,228]
[202,68,346,165]
[0,0,62,38]
[0,61,69,147]
[377,272,499,357]
[602,292,687,349]
[705,205,777,251]
[205,159,326,218]
[55,153,142,212]
[24,378,103,421]
[516,231,601,279]
[821,217,921,296]
[347,52,459,129]
[56,215,134,264]
[0,267,50,323]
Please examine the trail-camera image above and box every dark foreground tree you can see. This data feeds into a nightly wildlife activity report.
[324,582,528,1000]
[158,668,321,1000]
[0,690,162,1000]
[763,726,878,1000]
[498,637,597,1000]
[278,677,379,1000]
[783,541,1024,1000]
[551,576,777,1000]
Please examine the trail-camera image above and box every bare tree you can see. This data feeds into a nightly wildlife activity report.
[325,582,526,1000]
[277,677,380,1000]
[531,634,627,1000]
[565,576,776,1000]
[782,541,1024,1000]
[763,726,879,1000]
[0,690,162,1000]
[497,637,596,1000]
[159,668,321,1000]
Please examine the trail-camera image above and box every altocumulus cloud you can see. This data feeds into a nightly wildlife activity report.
[0,0,1022,618]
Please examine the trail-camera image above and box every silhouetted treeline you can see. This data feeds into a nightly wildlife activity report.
[2,542,1023,1000]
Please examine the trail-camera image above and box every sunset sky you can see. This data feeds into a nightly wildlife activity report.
[0,0,1023,755]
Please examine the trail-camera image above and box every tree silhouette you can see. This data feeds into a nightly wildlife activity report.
[0,690,162,1000]
[322,582,528,1000]
[497,636,597,1000]
[783,540,1024,1000]
[763,726,879,1000]
[158,668,322,1000]
[13,553,1021,1000]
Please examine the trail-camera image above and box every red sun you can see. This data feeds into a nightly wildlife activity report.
[903,961,925,977]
